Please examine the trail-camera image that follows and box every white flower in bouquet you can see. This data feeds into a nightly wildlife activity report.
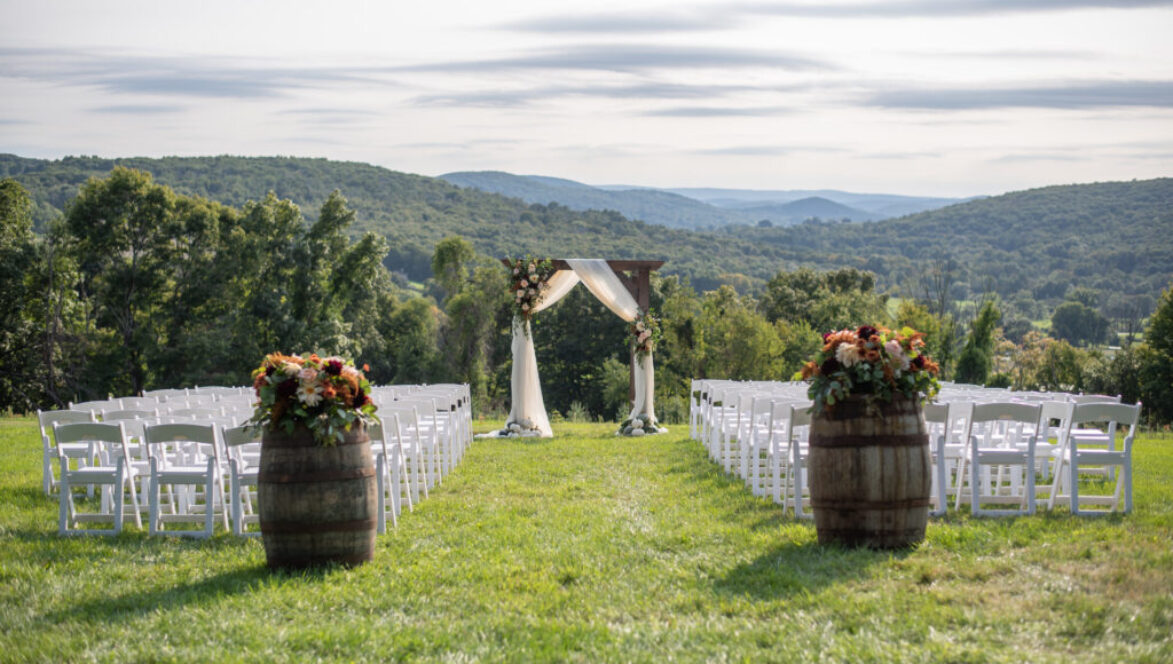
[520,278,529,287]
[283,362,301,376]
[513,267,520,275]
[528,288,536,296]
[298,383,323,406]
[298,367,318,383]
[835,343,861,367]
[636,321,645,332]
[521,303,530,311]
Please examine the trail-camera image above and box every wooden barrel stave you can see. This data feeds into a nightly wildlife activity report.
[258,424,377,569]
[809,395,931,549]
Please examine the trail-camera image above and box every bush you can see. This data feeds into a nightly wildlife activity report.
[655,394,690,425]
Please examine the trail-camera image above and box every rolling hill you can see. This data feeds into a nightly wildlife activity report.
[441,171,899,228]
[4,154,1170,312]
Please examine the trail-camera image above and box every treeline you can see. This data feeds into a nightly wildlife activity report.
[6,155,1171,338]
[3,168,1171,426]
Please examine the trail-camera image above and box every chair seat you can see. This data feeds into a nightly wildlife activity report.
[155,465,212,482]
[70,466,121,481]
[973,448,1029,464]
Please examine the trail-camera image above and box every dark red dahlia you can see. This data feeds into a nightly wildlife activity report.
[276,378,298,398]
[325,360,343,376]
[857,325,878,340]
[820,357,841,375]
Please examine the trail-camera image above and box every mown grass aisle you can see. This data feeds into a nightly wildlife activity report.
[1,418,1171,662]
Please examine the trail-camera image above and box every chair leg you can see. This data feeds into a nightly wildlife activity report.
[58,472,71,535]
[113,466,125,535]
[375,455,387,535]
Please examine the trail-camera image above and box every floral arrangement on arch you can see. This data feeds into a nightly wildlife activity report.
[507,256,557,322]
[249,352,378,446]
[630,309,662,360]
[798,325,940,414]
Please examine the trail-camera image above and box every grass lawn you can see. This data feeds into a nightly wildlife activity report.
[1,416,1171,663]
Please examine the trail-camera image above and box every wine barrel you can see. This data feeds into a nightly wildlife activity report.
[258,423,377,569]
[808,394,931,549]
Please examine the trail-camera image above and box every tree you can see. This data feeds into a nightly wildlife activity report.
[1139,282,1173,424]
[760,267,887,332]
[1051,300,1110,347]
[431,235,476,301]
[955,299,1000,385]
[65,168,177,396]
[0,179,42,410]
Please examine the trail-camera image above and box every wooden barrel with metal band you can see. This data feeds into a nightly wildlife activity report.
[258,423,377,569]
[808,394,931,549]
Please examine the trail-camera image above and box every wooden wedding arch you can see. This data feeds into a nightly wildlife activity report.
[501,258,665,398]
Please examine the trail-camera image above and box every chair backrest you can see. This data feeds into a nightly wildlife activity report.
[118,396,160,410]
[221,424,262,448]
[144,423,220,466]
[39,409,96,437]
[101,409,159,422]
[966,402,1041,446]
[166,407,225,420]
[70,399,121,413]
[1068,402,1141,439]
[53,422,131,464]
[1073,394,1121,405]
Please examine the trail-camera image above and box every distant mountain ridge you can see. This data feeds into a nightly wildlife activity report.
[439,171,938,229]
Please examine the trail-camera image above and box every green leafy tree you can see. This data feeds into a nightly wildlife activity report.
[1051,300,1110,347]
[1139,282,1173,424]
[955,299,1000,385]
[65,168,177,396]
[0,179,42,410]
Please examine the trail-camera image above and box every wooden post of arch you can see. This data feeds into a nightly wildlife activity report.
[501,258,665,403]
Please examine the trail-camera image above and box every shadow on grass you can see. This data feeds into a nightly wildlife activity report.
[714,538,915,600]
[41,559,345,626]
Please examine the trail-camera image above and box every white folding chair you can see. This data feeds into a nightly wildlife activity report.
[221,424,261,537]
[54,422,141,535]
[923,402,951,517]
[956,402,1041,517]
[370,420,411,532]
[381,404,430,504]
[38,409,96,495]
[785,407,814,519]
[1048,402,1141,515]
[144,423,227,537]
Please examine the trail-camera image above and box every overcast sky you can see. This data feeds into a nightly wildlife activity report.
[1,0,1171,197]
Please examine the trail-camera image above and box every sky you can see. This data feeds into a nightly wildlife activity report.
[1,0,1171,197]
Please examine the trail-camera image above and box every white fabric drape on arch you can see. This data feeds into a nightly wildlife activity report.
[506,270,579,437]
[506,259,656,438]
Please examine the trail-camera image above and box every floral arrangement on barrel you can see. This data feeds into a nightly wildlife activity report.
[507,256,557,326]
[249,352,378,446]
[618,308,666,437]
[798,325,941,415]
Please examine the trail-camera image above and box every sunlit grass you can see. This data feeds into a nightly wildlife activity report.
[1,416,1170,662]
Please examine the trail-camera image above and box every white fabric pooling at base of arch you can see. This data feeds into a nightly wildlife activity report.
[505,258,656,438]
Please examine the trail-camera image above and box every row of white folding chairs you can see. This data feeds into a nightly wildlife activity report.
[369,385,474,528]
[690,379,1140,517]
[38,407,251,497]
[52,419,260,536]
